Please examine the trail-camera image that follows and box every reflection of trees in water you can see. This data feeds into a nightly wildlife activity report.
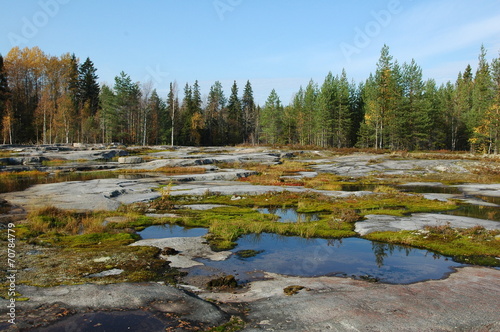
[372,242,388,267]
[327,238,343,248]
[371,242,415,268]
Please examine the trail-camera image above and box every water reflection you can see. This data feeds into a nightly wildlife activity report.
[195,233,465,284]
[257,208,320,223]
[444,204,500,221]
[138,224,207,239]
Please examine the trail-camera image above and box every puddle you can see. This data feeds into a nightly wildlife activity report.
[476,195,500,205]
[34,310,183,332]
[138,224,207,239]
[339,183,380,191]
[194,233,465,284]
[398,185,462,195]
[444,204,500,221]
[257,208,320,223]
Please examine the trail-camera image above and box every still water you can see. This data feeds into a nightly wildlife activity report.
[257,208,320,223]
[138,224,208,239]
[196,233,466,284]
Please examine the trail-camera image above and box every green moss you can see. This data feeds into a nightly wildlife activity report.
[364,226,500,267]
[205,316,245,332]
[284,285,305,295]
[235,249,264,259]
[58,232,139,248]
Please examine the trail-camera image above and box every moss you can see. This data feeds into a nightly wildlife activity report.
[284,285,305,295]
[58,232,139,248]
[206,275,238,290]
[364,226,500,267]
[235,249,264,259]
[205,316,245,332]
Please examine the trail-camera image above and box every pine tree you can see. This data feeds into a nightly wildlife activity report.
[469,45,494,152]
[400,59,425,149]
[364,45,400,149]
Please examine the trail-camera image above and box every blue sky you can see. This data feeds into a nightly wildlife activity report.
[1,0,499,104]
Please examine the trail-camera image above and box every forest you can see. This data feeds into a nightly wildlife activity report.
[0,45,499,153]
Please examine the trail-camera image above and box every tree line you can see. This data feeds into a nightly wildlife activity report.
[0,45,499,153]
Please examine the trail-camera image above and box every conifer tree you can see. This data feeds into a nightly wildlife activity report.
[260,89,282,144]
[227,81,242,144]
[469,45,494,152]
[241,80,256,143]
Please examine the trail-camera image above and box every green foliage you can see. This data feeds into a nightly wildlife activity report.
[364,226,500,267]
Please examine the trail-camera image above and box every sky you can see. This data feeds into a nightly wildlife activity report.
[1,0,500,104]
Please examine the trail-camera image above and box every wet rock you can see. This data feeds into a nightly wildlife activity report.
[130,237,232,268]
[12,283,228,327]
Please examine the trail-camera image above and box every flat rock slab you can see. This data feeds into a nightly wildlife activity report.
[170,183,372,198]
[180,204,229,210]
[130,236,232,268]
[355,213,500,236]
[214,267,499,331]
[10,282,227,326]
[1,178,163,211]
[456,183,500,197]
[312,154,475,177]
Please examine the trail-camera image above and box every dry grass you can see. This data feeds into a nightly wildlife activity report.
[27,206,105,235]
[116,166,206,175]
[0,170,48,178]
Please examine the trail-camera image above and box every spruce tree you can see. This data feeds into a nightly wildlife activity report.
[227,81,242,144]
[241,80,256,143]
[260,89,282,144]
[78,57,100,114]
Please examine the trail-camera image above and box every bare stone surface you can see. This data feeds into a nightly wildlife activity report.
[355,213,500,236]
[118,156,143,164]
[204,267,500,331]
[10,282,228,326]
[130,236,232,268]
